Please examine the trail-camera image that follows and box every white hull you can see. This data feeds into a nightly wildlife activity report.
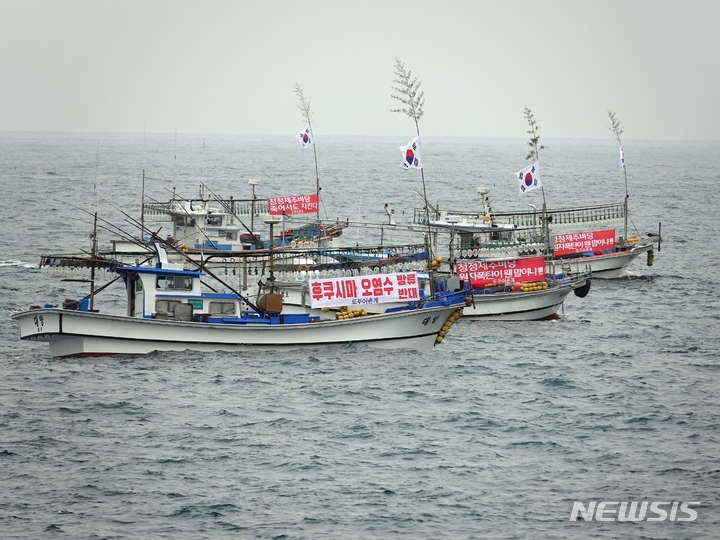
[463,282,578,321]
[558,242,653,279]
[275,276,584,322]
[13,304,462,357]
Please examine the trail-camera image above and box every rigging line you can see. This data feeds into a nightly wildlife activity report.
[108,198,259,311]
[199,181,255,238]
[64,200,163,253]
[82,255,155,300]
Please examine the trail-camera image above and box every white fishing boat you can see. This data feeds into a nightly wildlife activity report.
[14,245,467,357]
[106,185,346,267]
[416,188,661,279]
[266,250,590,322]
[462,270,589,320]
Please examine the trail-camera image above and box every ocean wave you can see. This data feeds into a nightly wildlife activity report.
[0,260,36,268]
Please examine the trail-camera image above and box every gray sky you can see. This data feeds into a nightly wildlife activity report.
[1,0,717,139]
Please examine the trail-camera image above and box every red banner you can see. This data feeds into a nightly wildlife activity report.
[455,257,545,288]
[308,272,419,308]
[268,194,319,216]
[553,229,615,256]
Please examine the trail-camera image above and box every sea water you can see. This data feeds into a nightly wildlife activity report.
[1,132,719,538]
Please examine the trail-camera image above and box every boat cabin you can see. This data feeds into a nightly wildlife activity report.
[118,245,244,320]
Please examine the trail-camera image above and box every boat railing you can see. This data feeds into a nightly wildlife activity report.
[493,202,626,228]
[414,202,626,229]
[230,199,270,217]
[144,198,272,222]
[143,202,173,222]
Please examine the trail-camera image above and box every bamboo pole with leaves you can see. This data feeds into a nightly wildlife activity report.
[294,83,321,223]
[608,110,628,241]
[391,58,434,259]
[523,106,551,258]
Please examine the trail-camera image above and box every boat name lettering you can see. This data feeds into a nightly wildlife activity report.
[421,315,440,326]
[34,315,44,332]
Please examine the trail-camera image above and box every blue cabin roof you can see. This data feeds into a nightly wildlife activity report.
[117,265,204,278]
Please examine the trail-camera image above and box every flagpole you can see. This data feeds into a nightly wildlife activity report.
[294,84,321,225]
[415,121,435,261]
[608,111,628,243]
[622,146,628,242]
[522,108,549,260]
[310,123,320,224]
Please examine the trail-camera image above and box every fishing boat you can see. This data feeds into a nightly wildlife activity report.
[457,259,591,320]
[107,187,346,267]
[415,188,661,279]
[264,248,590,322]
[13,245,468,357]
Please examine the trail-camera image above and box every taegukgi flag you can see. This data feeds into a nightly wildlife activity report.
[296,125,313,148]
[515,161,542,196]
[400,136,422,170]
[619,145,625,168]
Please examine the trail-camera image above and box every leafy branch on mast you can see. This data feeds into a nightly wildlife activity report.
[607,110,624,144]
[294,83,314,126]
[391,58,425,134]
[524,106,546,161]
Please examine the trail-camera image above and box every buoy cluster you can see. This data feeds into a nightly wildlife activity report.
[647,249,654,266]
[521,281,547,292]
[427,256,443,271]
[435,308,464,344]
[180,243,189,253]
[335,306,368,320]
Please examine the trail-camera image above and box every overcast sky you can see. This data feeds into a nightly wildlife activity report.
[1,0,717,139]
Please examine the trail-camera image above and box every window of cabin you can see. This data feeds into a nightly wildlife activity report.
[207,215,222,226]
[209,301,236,315]
[155,299,181,314]
[156,276,193,291]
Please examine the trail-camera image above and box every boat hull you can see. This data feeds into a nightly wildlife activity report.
[13,304,462,357]
[463,282,579,321]
[557,242,652,279]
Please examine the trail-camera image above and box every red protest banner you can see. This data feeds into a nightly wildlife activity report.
[553,229,615,256]
[268,194,319,216]
[455,257,545,288]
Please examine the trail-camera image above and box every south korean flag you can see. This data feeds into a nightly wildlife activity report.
[400,136,422,170]
[515,161,542,196]
[296,125,313,148]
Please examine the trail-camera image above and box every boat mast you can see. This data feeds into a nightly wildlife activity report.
[391,58,434,263]
[294,84,321,224]
[523,107,549,259]
[141,169,145,242]
[90,211,98,310]
[608,111,628,242]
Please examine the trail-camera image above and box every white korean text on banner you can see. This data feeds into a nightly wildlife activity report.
[296,125,313,148]
[515,161,542,195]
[309,272,419,308]
[553,229,616,256]
[400,136,422,170]
[455,257,545,289]
[268,194,319,216]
